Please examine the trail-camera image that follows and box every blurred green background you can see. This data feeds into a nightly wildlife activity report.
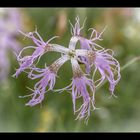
[0,8,140,132]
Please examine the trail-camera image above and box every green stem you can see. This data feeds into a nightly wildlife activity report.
[121,56,140,71]
[96,56,140,91]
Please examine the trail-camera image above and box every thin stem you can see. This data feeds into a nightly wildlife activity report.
[121,56,140,71]
[96,56,140,91]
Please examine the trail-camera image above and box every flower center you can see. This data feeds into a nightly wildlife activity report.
[68,49,76,58]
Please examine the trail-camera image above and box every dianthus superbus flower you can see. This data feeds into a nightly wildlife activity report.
[93,49,121,96]
[22,55,69,106]
[14,16,121,124]
[70,58,96,123]
[69,16,105,51]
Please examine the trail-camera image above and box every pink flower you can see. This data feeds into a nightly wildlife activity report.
[22,55,69,107]
[93,49,121,96]
[13,30,59,77]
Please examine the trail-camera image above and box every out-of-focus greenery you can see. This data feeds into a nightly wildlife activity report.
[0,8,140,132]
